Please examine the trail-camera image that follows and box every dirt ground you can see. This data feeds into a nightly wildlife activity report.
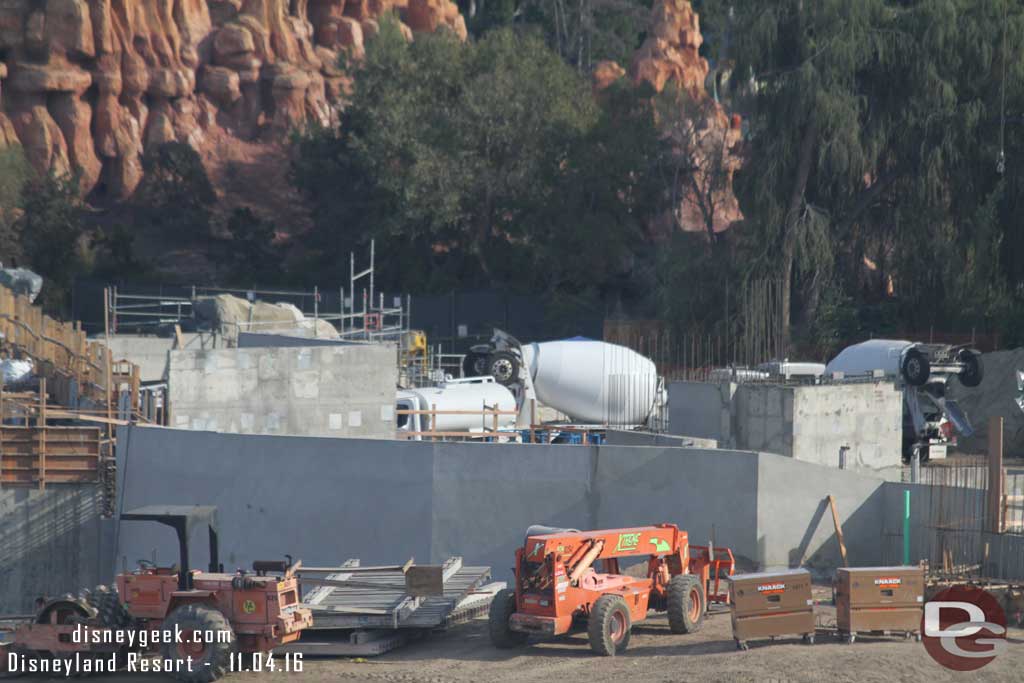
[50,603,1021,683]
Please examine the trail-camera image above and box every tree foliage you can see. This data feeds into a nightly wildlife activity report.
[293,18,666,307]
[136,142,217,240]
[720,0,1024,351]
[16,172,91,313]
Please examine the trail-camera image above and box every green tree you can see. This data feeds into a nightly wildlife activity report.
[136,142,216,239]
[17,172,90,313]
[294,17,663,305]
[0,146,29,266]
[223,207,283,285]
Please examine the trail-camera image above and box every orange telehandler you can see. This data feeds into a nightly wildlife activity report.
[489,524,734,655]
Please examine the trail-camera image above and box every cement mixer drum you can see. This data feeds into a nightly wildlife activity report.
[521,340,661,425]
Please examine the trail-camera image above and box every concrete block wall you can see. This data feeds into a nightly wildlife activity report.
[669,380,903,479]
[168,344,398,439]
[115,426,893,583]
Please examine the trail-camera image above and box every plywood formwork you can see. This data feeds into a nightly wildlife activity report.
[0,425,102,487]
[0,286,141,419]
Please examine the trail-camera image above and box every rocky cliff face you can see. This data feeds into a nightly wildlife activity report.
[0,0,465,199]
[598,0,743,235]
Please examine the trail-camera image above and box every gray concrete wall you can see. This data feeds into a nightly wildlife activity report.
[755,453,887,572]
[168,344,398,438]
[99,333,216,382]
[237,333,359,348]
[0,486,114,613]
[879,481,1024,580]
[604,429,717,449]
[789,383,902,477]
[671,380,902,480]
[592,446,759,568]
[667,381,734,441]
[116,426,890,582]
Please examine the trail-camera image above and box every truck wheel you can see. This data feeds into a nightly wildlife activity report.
[667,575,705,634]
[588,595,631,656]
[462,351,489,378]
[901,348,930,386]
[488,351,520,386]
[957,349,984,387]
[488,589,527,648]
[161,604,236,683]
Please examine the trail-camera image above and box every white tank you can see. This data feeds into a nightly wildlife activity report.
[521,340,661,425]
[397,378,517,433]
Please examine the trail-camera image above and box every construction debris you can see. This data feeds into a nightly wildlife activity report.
[286,557,500,657]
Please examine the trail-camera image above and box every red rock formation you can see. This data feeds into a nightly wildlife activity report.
[0,0,466,199]
[595,0,744,235]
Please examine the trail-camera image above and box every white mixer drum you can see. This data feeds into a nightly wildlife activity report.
[522,340,660,425]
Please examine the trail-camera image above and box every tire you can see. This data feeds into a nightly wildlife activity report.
[487,351,520,386]
[666,575,705,634]
[83,585,130,629]
[82,586,131,671]
[161,604,236,683]
[462,351,489,378]
[900,348,930,386]
[957,349,983,387]
[488,589,527,649]
[588,595,631,656]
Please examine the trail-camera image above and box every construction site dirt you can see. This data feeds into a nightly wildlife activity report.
[75,606,1021,683]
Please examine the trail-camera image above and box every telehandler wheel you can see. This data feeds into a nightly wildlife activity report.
[161,604,236,683]
[488,589,528,649]
[588,595,632,656]
[666,575,705,634]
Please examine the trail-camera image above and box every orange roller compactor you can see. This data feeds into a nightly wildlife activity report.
[0,506,311,682]
[488,524,734,655]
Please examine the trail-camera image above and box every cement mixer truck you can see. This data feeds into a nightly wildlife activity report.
[463,330,667,428]
[826,339,982,462]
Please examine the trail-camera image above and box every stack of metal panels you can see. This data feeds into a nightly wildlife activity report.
[283,557,501,656]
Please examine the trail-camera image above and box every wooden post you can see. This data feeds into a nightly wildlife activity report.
[987,416,1005,534]
[38,378,46,491]
[827,495,849,567]
[530,398,536,444]
[430,403,436,441]
[103,287,114,441]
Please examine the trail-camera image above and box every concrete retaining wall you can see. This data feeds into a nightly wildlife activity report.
[670,380,902,479]
[0,487,114,613]
[668,381,734,442]
[115,426,892,582]
[99,334,216,382]
[168,345,398,438]
[604,429,717,449]
[878,481,1024,580]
